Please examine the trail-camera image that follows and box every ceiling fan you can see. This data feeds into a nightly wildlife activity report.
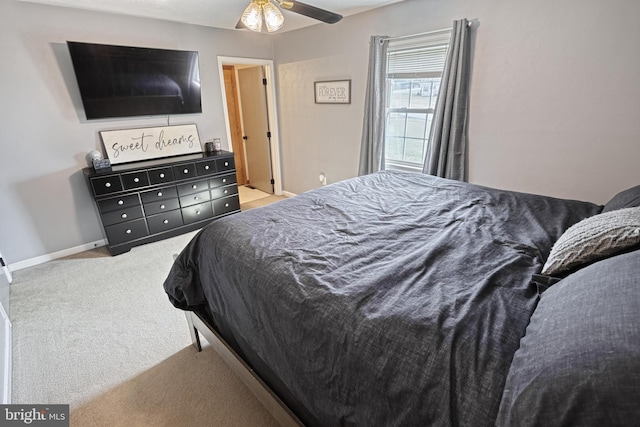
[237,0,343,33]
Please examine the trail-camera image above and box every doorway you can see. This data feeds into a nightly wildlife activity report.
[218,57,282,198]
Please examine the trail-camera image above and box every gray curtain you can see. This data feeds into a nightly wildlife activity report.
[423,18,471,181]
[358,35,389,176]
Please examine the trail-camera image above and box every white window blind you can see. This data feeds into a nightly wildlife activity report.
[387,31,450,79]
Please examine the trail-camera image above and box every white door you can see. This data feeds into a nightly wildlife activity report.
[238,66,273,194]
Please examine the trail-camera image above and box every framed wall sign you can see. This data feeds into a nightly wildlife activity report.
[100,124,202,165]
[314,80,351,104]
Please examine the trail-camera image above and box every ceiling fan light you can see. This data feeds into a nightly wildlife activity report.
[263,1,284,32]
[241,1,263,32]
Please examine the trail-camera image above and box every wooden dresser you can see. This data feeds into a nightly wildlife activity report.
[84,151,240,255]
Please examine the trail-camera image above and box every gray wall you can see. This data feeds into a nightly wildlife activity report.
[0,0,273,264]
[2,0,640,265]
[274,0,640,202]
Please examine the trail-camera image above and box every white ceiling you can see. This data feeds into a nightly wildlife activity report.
[18,0,406,33]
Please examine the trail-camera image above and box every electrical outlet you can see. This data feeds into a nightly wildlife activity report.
[319,172,327,186]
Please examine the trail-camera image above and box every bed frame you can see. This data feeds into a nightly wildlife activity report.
[185,311,303,426]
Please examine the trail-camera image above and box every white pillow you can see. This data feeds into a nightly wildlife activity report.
[542,207,640,277]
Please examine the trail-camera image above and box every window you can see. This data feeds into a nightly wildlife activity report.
[384,32,450,171]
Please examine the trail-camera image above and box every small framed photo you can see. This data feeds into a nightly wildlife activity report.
[314,80,351,104]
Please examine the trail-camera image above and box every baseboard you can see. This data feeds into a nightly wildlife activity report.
[0,302,11,404]
[9,239,107,272]
[8,195,294,272]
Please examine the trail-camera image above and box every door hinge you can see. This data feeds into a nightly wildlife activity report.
[271,179,275,185]
[262,78,267,85]
[266,131,272,138]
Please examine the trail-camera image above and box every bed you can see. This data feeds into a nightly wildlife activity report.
[163,170,640,426]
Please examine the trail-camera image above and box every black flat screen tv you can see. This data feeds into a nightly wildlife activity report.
[67,41,202,120]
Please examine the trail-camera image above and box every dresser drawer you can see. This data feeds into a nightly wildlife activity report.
[97,194,140,213]
[140,186,178,204]
[101,205,144,227]
[215,157,235,172]
[143,198,180,216]
[148,167,175,185]
[209,173,237,188]
[173,163,197,180]
[147,210,184,234]
[104,219,148,246]
[210,184,239,200]
[90,174,123,196]
[121,171,150,189]
[196,160,217,176]
[177,180,209,196]
[213,195,240,216]
[84,151,238,256]
[182,202,213,225]
[179,190,211,208]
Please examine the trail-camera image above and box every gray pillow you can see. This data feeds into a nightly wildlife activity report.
[603,184,640,213]
[496,249,640,427]
[542,207,640,277]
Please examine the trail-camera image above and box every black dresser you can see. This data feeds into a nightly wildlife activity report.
[83,151,240,255]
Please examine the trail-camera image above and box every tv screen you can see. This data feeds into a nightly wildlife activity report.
[67,41,202,120]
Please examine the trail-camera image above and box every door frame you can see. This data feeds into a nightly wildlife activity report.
[217,56,282,196]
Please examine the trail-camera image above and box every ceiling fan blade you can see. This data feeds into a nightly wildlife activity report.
[279,1,343,24]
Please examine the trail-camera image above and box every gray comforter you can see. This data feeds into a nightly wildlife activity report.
[164,171,601,426]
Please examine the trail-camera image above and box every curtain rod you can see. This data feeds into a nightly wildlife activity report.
[381,19,474,42]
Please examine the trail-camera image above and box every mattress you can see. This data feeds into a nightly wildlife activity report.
[164,170,602,426]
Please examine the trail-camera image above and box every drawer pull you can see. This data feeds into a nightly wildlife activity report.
[134,178,140,183]
[195,210,201,215]
[225,203,229,208]
[118,200,124,205]
[125,229,132,234]
[224,190,228,194]
[193,196,199,201]
[158,192,163,197]
[121,213,127,219]
[222,178,227,183]
[163,219,169,224]
[224,161,229,167]
[183,168,189,174]
[205,165,210,170]
[160,173,165,178]
[160,204,166,209]
[192,184,197,190]
[105,182,111,188]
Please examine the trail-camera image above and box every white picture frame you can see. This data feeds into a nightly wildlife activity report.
[314,80,351,104]
[99,124,202,165]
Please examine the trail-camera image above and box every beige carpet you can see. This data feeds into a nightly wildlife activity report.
[241,195,288,211]
[238,185,287,211]
[71,345,278,427]
[10,195,287,426]
[238,185,271,204]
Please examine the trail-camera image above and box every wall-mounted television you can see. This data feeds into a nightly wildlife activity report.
[67,41,202,120]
